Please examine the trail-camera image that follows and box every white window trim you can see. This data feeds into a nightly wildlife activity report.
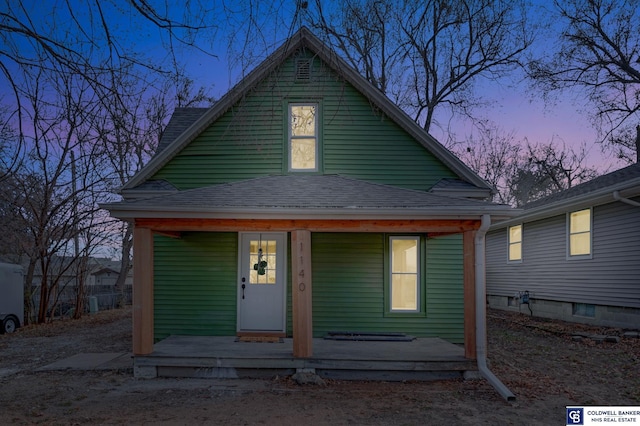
[507,224,523,263]
[389,236,421,313]
[566,208,593,260]
[288,102,318,172]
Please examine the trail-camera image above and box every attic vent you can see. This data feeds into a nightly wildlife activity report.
[295,58,311,81]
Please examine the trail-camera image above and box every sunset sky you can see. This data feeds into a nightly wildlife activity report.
[1,0,630,173]
[152,0,628,173]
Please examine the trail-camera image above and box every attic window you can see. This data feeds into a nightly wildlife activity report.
[295,59,311,81]
[289,103,318,171]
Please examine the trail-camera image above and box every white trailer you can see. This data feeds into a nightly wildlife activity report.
[0,262,24,333]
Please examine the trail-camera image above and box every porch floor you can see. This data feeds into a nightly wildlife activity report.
[134,336,477,381]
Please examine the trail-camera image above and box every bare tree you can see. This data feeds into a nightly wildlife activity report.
[452,124,523,205]
[0,0,227,321]
[303,1,404,99]
[452,123,599,206]
[0,45,120,323]
[528,0,640,162]
[304,0,535,132]
[91,70,215,305]
[508,140,599,206]
[0,0,220,174]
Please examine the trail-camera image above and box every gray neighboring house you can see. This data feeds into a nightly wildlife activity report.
[486,162,640,328]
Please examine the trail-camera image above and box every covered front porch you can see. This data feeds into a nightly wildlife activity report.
[131,219,481,365]
[102,175,517,383]
[134,335,477,381]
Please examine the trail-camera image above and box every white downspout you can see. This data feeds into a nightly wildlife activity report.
[613,191,640,207]
[475,214,516,401]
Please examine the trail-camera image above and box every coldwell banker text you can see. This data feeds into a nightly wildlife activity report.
[567,407,640,425]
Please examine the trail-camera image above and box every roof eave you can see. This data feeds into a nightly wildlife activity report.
[491,179,640,229]
[103,204,517,222]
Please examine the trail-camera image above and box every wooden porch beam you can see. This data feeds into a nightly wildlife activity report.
[291,230,313,358]
[136,218,481,233]
[463,230,477,360]
[133,226,154,355]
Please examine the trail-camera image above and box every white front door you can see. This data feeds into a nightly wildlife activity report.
[238,233,286,332]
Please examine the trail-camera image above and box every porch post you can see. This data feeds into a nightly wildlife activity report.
[133,226,154,355]
[463,229,477,359]
[291,229,313,357]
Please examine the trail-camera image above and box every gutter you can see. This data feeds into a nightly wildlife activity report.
[475,214,516,401]
[613,190,640,207]
[493,178,640,229]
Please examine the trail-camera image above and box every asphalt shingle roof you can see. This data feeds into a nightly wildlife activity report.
[112,175,508,215]
[524,162,640,209]
[156,107,209,155]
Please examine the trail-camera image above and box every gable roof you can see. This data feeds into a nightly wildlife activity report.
[107,174,513,221]
[121,27,491,194]
[493,162,640,228]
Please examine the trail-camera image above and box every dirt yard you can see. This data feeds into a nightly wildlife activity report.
[0,307,638,425]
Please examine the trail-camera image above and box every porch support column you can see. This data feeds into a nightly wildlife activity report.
[463,229,477,359]
[133,226,154,355]
[291,229,313,358]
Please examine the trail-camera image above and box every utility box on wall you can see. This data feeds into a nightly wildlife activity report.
[0,262,24,333]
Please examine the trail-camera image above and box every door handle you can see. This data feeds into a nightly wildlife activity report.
[241,277,246,299]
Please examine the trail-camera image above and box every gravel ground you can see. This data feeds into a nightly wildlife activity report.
[0,307,638,425]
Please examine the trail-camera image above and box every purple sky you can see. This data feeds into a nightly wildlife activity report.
[1,0,629,174]
[194,47,625,174]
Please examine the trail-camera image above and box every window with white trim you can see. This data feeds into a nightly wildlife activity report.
[289,103,317,171]
[568,208,591,257]
[390,236,420,312]
[508,224,522,262]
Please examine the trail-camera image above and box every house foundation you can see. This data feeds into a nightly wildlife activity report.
[487,295,640,329]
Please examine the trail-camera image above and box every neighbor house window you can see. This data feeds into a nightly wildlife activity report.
[390,237,420,312]
[572,303,595,318]
[508,224,522,262]
[289,103,317,171]
[568,208,592,257]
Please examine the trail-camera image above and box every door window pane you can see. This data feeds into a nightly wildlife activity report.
[249,239,277,284]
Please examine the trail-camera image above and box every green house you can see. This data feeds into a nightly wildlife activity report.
[105,28,514,371]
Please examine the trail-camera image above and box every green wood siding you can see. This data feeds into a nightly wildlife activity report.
[152,232,463,343]
[154,232,237,340]
[148,49,467,344]
[311,233,464,342]
[425,234,464,342]
[151,50,456,190]
[312,233,385,334]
